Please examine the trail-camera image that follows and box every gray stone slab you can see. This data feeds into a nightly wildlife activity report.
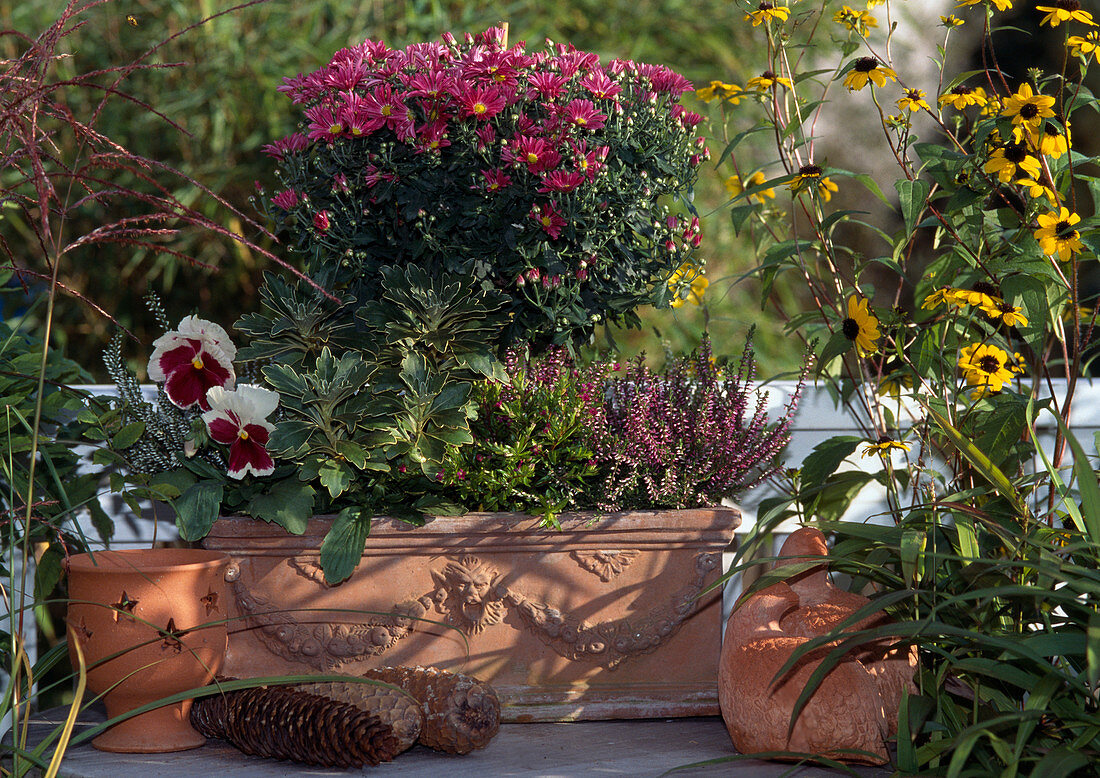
[23,706,890,777]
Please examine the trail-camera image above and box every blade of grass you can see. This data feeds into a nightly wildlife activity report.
[1049,410,1100,544]
[43,633,86,778]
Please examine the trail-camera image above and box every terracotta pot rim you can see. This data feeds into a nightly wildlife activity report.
[67,548,229,574]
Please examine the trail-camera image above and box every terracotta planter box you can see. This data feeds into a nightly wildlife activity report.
[202,507,739,721]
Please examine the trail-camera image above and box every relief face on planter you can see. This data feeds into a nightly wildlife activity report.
[206,508,739,721]
[430,556,506,635]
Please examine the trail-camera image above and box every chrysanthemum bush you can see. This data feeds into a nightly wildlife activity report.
[259,25,709,348]
[703,0,1100,772]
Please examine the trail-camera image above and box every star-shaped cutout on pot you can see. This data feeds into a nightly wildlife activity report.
[160,618,189,653]
[73,616,94,642]
[200,589,220,617]
[112,591,139,623]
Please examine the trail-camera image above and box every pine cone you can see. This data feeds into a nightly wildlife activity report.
[190,685,406,767]
[362,666,501,754]
[299,680,422,754]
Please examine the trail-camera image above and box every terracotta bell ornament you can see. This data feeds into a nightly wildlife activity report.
[718,582,889,764]
[773,527,917,736]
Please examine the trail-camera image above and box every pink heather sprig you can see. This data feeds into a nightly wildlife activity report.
[594,334,807,511]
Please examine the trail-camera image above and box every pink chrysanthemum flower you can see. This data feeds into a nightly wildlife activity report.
[506,135,562,173]
[463,51,522,88]
[363,166,397,188]
[561,99,607,131]
[147,316,236,411]
[362,84,414,138]
[457,83,507,120]
[637,63,694,95]
[304,103,344,142]
[338,92,378,137]
[406,70,453,102]
[476,124,495,151]
[580,69,623,100]
[415,118,451,153]
[539,170,586,193]
[271,189,300,210]
[671,104,704,127]
[313,210,331,231]
[202,384,279,479]
[573,141,608,180]
[324,59,369,91]
[260,132,309,160]
[530,202,567,239]
[527,71,569,99]
[481,169,511,192]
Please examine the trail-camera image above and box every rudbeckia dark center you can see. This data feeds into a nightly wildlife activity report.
[842,318,861,340]
[972,282,999,297]
[1004,142,1029,163]
[762,70,777,79]
[1056,0,1080,11]
[1020,104,1039,119]
[759,2,775,9]
[1056,220,1077,236]
[799,164,823,177]
[953,86,973,95]
[978,355,1002,373]
[1043,123,1062,137]
[854,57,880,73]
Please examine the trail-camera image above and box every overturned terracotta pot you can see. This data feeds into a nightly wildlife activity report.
[718,582,889,765]
[66,548,229,752]
[202,508,739,721]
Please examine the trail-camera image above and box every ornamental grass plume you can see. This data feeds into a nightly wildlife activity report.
[593,334,807,511]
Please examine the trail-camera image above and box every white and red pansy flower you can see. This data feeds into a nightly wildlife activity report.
[201,384,279,479]
[147,316,237,410]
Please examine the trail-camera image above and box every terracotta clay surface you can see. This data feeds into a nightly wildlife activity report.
[718,583,889,765]
[774,528,918,736]
[202,508,739,721]
[66,548,229,752]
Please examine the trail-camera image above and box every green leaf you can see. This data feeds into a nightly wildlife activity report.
[1001,274,1050,354]
[110,421,145,450]
[1088,613,1100,692]
[319,507,370,584]
[1029,747,1090,778]
[729,203,755,235]
[34,545,64,600]
[799,436,863,493]
[912,329,938,376]
[900,529,924,587]
[246,480,315,534]
[333,440,367,469]
[262,363,308,398]
[318,459,353,499]
[816,330,852,371]
[457,351,506,382]
[173,480,225,541]
[895,178,929,237]
[924,404,1027,519]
